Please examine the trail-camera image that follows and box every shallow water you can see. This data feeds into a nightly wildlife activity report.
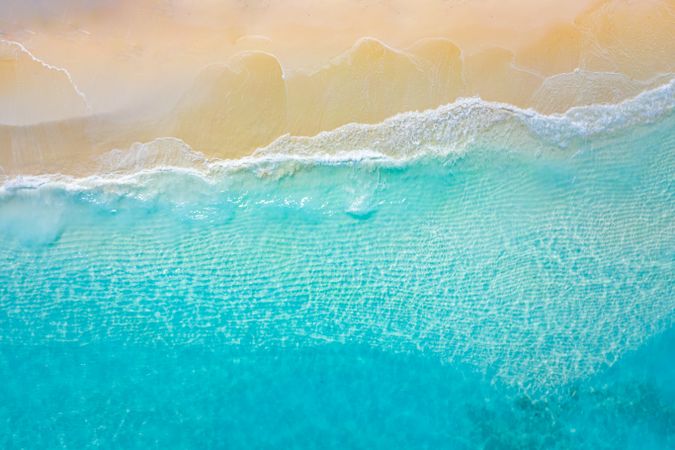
[0,104,674,447]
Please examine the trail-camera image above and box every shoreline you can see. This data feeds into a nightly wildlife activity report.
[0,0,673,176]
[1,77,673,182]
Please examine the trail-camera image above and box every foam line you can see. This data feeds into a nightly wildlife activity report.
[0,39,92,112]
[0,77,673,190]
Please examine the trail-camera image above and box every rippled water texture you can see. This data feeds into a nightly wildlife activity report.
[0,95,673,447]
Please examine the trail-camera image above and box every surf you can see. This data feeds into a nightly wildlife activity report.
[1,97,673,394]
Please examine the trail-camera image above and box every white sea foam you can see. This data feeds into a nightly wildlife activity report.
[256,76,674,159]
[1,77,673,192]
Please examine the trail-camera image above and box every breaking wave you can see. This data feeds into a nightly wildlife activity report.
[2,77,673,191]
[1,77,673,394]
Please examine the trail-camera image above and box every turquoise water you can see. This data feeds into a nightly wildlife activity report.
[1,98,674,447]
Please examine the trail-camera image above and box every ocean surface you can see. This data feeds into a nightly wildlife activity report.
[1,83,674,448]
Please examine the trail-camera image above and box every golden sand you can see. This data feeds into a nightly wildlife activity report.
[0,0,673,175]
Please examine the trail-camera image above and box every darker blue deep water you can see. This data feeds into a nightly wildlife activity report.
[0,329,674,449]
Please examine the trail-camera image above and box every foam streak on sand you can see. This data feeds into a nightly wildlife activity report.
[0,39,91,111]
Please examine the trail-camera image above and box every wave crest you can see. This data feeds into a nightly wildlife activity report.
[1,77,673,190]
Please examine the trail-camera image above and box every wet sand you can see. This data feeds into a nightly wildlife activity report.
[0,0,673,175]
